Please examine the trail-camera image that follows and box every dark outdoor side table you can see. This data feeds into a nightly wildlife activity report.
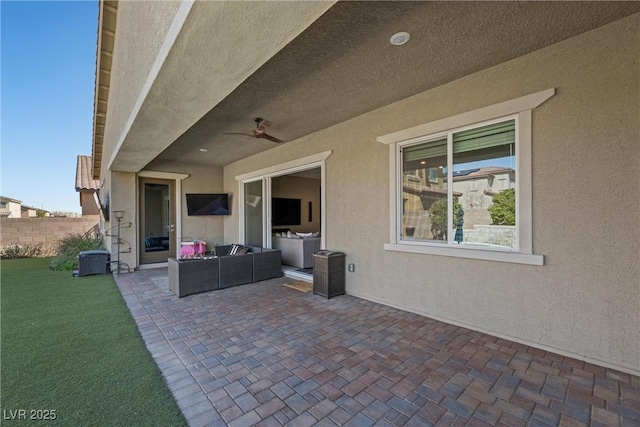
[313,250,345,299]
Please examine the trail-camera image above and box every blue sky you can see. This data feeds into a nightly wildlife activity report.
[1,1,98,213]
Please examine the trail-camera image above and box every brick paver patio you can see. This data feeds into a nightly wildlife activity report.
[114,269,639,426]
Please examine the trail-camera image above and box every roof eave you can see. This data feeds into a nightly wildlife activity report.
[91,0,118,180]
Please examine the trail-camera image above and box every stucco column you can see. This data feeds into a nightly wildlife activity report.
[108,171,137,272]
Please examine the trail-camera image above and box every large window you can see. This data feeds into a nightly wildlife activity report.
[400,118,517,250]
[378,89,554,265]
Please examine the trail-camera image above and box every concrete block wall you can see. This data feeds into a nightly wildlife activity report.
[0,217,101,247]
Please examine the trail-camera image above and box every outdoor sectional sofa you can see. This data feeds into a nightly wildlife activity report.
[168,245,282,297]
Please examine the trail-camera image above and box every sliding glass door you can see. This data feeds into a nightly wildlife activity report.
[238,154,328,251]
[244,180,264,247]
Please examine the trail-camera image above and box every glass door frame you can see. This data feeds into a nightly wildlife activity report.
[243,177,270,248]
[137,171,188,266]
[139,177,175,264]
[236,151,331,250]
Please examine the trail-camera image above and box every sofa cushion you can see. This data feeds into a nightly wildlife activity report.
[229,244,249,255]
[247,245,263,253]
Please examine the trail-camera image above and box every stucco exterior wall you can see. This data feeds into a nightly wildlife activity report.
[1,201,22,218]
[102,1,182,173]
[223,15,639,374]
[108,172,137,272]
[147,162,226,251]
[80,191,101,216]
[101,161,226,268]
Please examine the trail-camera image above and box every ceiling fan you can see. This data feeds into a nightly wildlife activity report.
[224,117,284,143]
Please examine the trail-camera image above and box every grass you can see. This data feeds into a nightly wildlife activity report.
[1,258,187,426]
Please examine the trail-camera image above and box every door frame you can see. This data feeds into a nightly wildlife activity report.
[242,177,268,248]
[236,151,332,249]
[137,171,188,267]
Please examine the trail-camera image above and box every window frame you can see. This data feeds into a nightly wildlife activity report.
[377,88,555,265]
[397,115,519,249]
[428,168,439,184]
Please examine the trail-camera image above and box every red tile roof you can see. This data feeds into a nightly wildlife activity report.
[75,155,99,191]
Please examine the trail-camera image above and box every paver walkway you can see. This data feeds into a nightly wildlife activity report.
[114,269,639,426]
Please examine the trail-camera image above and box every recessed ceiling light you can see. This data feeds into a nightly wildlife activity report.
[199,148,208,152]
[390,31,410,46]
[420,161,426,165]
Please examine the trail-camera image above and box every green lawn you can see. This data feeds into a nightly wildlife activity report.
[1,258,187,426]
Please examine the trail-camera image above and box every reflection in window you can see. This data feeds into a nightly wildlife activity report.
[400,119,517,249]
[402,137,448,242]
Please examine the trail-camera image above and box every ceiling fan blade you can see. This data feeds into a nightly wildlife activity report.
[223,132,253,137]
[224,119,283,143]
[258,132,284,143]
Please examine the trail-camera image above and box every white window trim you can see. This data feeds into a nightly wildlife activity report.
[377,88,555,266]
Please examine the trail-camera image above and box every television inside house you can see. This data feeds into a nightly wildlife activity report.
[272,197,301,226]
[186,193,230,216]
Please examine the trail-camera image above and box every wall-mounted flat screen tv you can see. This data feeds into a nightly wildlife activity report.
[186,193,230,216]
[272,197,301,226]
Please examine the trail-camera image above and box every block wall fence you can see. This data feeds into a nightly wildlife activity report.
[0,217,101,247]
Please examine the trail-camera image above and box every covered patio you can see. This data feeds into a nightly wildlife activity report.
[115,270,639,426]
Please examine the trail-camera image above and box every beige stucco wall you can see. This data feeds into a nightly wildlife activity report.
[224,15,639,374]
[149,162,226,251]
[80,191,101,216]
[102,1,182,174]
[101,160,225,268]
[1,201,22,218]
[103,1,336,174]
[108,172,137,272]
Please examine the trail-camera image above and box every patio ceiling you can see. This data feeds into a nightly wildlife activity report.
[103,2,640,173]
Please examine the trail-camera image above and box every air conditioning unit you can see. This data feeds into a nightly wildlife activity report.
[77,250,111,276]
